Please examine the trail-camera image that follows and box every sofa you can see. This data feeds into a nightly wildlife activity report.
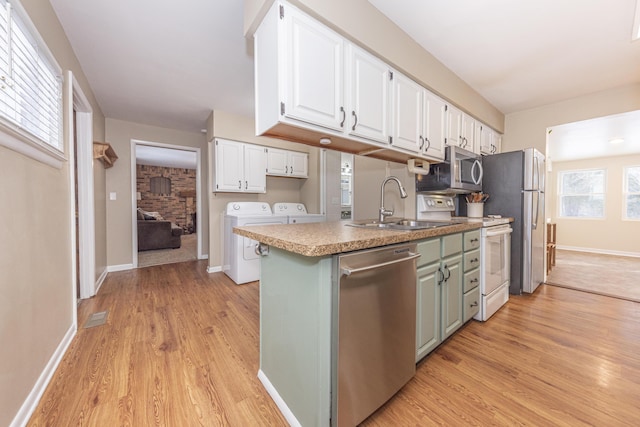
[137,209,183,251]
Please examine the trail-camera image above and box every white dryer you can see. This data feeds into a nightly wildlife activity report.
[273,202,326,224]
[223,202,287,285]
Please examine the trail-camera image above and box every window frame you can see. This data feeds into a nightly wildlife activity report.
[623,165,640,221]
[557,168,607,219]
[0,0,64,168]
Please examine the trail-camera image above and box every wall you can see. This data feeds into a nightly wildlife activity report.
[208,110,319,269]
[546,154,640,256]
[244,0,504,132]
[353,156,416,221]
[137,165,197,232]
[503,84,640,154]
[105,119,208,268]
[0,1,105,426]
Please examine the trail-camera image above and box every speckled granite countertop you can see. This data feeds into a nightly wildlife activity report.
[233,220,483,257]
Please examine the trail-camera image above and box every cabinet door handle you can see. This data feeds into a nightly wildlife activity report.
[470,278,478,284]
[438,268,445,285]
[444,265,451,281]
[470,301,478,307]
[245,181,248,190]
[352,111,358,131]
[419,136,424,149]
[285,165,288,174]
[471,258,478,264]
[340,106,346,128]
[425,138,431,151]
[238,180,242,190]
[470,238,479,243]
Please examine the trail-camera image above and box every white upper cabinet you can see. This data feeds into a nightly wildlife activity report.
[460,114,476,152]
[447,106,476,152]
[213,138,267,193]
[281,5,344,131]
[346,44,391,144]
[422,91,446,160]
[446,105,463,148]
[266,147,309,178]
[392,72,423,153]
[254,1,491,164]
[392,74,447,160]
[479,125,501,155]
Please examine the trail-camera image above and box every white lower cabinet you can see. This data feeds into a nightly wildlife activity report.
[213,138,267,193]
[416,233,464,362]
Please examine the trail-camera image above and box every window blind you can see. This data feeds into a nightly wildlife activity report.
[0,0,62,152]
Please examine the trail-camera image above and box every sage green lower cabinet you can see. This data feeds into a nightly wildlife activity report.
[259,247,334,426]
[416,233,464,362]
[462,230,481,322]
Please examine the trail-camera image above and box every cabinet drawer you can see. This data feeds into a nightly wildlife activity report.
[463,269,480,293]
[464,230,480,251]
[463,287,480,323]
[441,233,462,258]
[417,238,440,267]
[464,249,480,272]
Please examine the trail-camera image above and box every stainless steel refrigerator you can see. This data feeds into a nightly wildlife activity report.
[482,148,545,294]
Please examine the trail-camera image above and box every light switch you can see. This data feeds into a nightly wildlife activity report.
[109,192,117,201]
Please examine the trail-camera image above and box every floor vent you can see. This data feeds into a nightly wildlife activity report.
[84,310,108,329]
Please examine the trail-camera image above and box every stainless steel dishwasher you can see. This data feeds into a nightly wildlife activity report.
[333,243,420,426]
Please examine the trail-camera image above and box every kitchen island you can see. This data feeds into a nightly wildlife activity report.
[233,220,482,426]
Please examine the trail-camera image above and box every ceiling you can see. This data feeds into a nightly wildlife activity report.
[49,0,640,160]
[136,145,197,169]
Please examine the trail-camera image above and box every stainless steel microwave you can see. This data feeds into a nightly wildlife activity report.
[415,146,483,194]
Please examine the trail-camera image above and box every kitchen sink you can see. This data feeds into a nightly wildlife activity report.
[347,219,454,231]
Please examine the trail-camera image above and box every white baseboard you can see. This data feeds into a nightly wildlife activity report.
[207,265,222,273]
[10,324,76,427]
[198,254,209,260]
[107,263,134,272]
[95,267,108,294]
[257,370,301,427]
[557,245,640,258]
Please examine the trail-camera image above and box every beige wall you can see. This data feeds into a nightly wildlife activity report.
[353,156,416,221]
[244,0,504,132]
[502,83,640,256]
[105,118,209,267]
[546,155,640,255]
[503,84,640,154]
[208,110,320,268]
[0,1,105,425]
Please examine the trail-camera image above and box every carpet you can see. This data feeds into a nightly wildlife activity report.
[138,233,198,268]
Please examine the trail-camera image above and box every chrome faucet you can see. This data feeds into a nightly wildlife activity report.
[379,176,408,223]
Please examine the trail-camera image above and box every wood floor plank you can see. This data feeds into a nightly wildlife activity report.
[28,262,640,426]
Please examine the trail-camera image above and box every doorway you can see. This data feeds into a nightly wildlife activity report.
[544,110,640,300]
[131,140,203,268]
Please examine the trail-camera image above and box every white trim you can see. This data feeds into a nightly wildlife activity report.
[9,324,76,427]
[95,267,108,294]
[69,71,96,300]
[257,370,302,427]
[131,139,204,267]
[108,263,135,272]
[0,125,64,168]
[557,245,640,258]
[207,265,222,273]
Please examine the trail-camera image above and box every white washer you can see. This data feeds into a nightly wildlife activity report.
[223,202,287,285]
[273,202,326,224]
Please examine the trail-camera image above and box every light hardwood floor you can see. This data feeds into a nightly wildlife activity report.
[546,249,640,302]
[28,260,640,426]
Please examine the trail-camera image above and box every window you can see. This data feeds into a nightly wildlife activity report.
[558,169,606,218]
[0,0,62,155]
[624,166,640,220]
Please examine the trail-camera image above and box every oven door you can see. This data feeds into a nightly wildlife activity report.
[482,224,512,295]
